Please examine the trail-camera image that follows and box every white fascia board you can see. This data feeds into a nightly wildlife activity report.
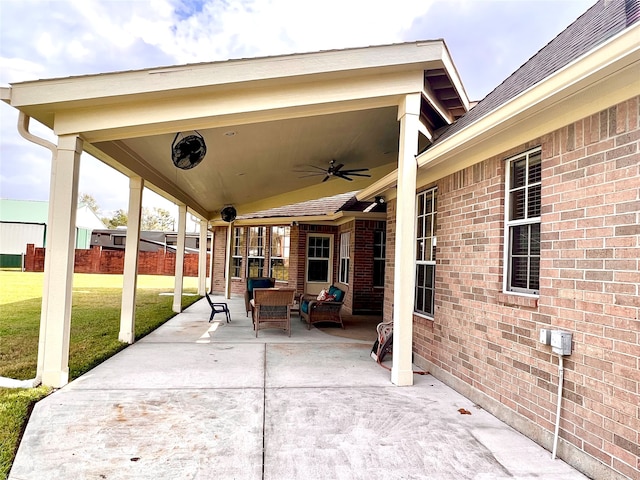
[0,87,10,103]
[210,211,386,227]
[58,70,426,140]
[358,23,640,199]
[8,41,446,108]
[416,23,640,171]
[438,42,471,109]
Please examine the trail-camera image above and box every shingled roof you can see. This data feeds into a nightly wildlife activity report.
[431,0,635,147]
[236,191,382,220]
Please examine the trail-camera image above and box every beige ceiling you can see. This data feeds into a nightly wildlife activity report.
[3,41,469,221]
[98,106,401,215]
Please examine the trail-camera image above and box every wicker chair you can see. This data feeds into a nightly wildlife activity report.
[299,284,347,330]
[244,277,276,317]
[252,288,296,337]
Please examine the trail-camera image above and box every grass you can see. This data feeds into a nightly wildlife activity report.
[0,271,201,479]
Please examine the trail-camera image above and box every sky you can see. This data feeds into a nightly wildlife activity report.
[0,0,596,224]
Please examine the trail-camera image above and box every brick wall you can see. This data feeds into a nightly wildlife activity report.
[385,96,639,480]
[24,244,208,277]
[351,219,385,314]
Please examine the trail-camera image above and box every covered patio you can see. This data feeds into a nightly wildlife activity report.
[9,294,588,480]
[2,41,470,388]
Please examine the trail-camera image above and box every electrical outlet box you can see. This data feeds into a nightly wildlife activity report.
[551,330,572,355]
[539,328,551,345]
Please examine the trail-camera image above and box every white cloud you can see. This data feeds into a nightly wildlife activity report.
[0,0,598,216]
[0,57,46,84]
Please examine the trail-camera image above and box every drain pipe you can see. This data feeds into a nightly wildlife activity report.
[551,354,564,460]
[16,111,58,388]
[17,111,57,155]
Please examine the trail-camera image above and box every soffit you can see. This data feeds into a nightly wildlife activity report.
[5,41,468,221]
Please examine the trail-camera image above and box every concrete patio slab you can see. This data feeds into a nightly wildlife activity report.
[263,378,584,480]
[67,342,266,390]
[10,388,263,480]
[265,343,390,388]
[9,295,590,480]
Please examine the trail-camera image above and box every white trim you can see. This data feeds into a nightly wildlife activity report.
[358,23,640,201]
[247,226,266,278]
[305,233,333,295]
[502,148,541,295]
[339,231,351,285]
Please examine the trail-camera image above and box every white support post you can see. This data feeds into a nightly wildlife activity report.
[392,94,421,386]
[172,205,187,313]
[209,231,215,293]
[37,134,82,388]
[198,219,208,296]
[224,222,233,299]
[119,176,143,344]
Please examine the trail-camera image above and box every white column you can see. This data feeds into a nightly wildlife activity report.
[119,176,143,344]
[37,134,82,388]
[224,222,233,299]
[198,219,208,296]
[172,204,187,312]
[392,94,420,386]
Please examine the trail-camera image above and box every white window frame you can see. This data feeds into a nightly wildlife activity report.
[415,188,437,317]
[270,226,290,282]
[231,227,243,278]
[247,226,265,278]
[306,233,333,292]
[373,229,386,288]
[339,231,350,285]
[503,147,542,296]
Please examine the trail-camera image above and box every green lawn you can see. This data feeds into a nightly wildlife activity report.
[0,271,201,480]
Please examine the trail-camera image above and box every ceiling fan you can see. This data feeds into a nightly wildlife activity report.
[297,160,371,182]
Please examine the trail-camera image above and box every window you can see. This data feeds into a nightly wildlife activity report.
[112,235,126,246]
[373,230,386,288]
[232,227,243,278]
[415,188,437,317]
[247,226,265,277]
[270,226,290,281]
[307,235,331,283]
[505,148,541,294]
[339,232,350,284]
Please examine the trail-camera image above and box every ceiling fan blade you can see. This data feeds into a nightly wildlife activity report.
[334,172,354,181]
[341,168,369,174]
[341,172,371,178]
[331,163,345,173]
[322,175,331,182]
[297,173,325,178]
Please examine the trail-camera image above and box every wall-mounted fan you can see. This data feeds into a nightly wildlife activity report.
[220,206,237,222]
[171,131,207,170]
[297,160,371,182]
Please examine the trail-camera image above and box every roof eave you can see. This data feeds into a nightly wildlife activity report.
[358,23,640,200]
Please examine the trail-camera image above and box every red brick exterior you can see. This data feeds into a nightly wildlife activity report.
[209,221,386,315]
[351,219,385,314]
[24,244,208,277]
[385,96,639,479]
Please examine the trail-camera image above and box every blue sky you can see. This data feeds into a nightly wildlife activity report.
[0,0,596,219]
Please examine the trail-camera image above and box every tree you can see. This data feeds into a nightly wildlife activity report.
[78,193,101,214]
[103,209,128,228]
[141,207,174,231]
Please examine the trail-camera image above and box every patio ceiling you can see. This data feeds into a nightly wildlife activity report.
[3,41,469,221]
